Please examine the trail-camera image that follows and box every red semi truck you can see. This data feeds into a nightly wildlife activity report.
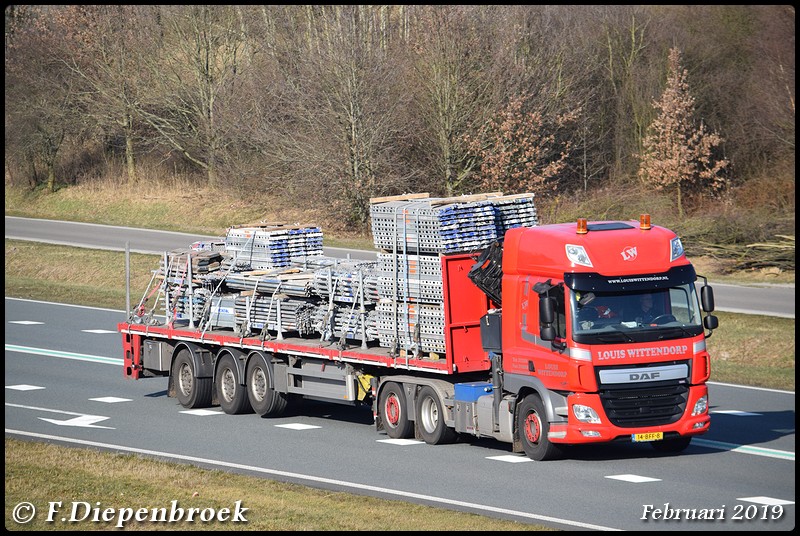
[119,202,718,461]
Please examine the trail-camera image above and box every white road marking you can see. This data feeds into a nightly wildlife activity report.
[9,321,44,325]
[82,329,118,334]
[180,409,224,416]
[487,454,532,463]
[89,396,132,403]
[712,409,762,416]
[6,384,45,391]
[275,423,321,430]
[377,438,424,446]
[737,496,794,506]
[605,474,661,483]
[39,415,114,429]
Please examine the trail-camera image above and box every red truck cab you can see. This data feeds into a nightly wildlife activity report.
[496,216,717,460]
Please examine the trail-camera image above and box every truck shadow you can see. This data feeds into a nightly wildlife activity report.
[705,407,795,445]
[452,407,795,462]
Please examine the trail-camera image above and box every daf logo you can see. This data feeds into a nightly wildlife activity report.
[621,246,638,261]
[630,372,660,381]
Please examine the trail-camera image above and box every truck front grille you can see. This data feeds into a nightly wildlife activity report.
[599,384,688,428]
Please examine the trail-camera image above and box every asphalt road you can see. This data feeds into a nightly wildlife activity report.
[5,216,795,318]
[5,298,795,530]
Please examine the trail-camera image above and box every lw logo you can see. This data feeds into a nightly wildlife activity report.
[621,246,638,261]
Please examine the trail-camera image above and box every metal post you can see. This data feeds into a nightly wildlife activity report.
[187,254,194,328]
[125,241,131,319]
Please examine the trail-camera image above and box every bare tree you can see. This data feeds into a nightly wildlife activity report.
[135,6,250,188]
[638,48,728,218]
[410,6,497,197]
[53,6,154,184]
[5,6,79,192]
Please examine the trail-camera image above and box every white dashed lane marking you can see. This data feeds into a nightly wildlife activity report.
[9,321,44,325]
[738,496,795,506]
[487,454,532,463]
[275,423,322,430]
[712,410,762,416]
[180,409,225,416]
[6,384,46,391]
[89,396,132,403]
[606,474,662,483]
[377,439,424,446]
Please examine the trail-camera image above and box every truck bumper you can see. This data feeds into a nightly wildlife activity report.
[548,385,710,444]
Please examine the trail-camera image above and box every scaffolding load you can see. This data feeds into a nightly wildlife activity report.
[368,192,537,355]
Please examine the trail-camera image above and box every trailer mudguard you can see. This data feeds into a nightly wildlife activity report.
[173,342,215,379]
[215,347,248,385]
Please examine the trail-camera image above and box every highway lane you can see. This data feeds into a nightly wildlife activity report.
[5,216,794,318]
[5,298,795,531]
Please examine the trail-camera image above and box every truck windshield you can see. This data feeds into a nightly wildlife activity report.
[570,282,704,344]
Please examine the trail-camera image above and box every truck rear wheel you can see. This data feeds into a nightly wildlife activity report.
[517,394,562,461]
[216,353,252,415]
[379,382,413,439]
[172,349,212,409]
[246,352,288,417]
[416,386,456,445]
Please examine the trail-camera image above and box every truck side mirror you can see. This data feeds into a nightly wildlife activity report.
[539,296,555,325]
[701,285,715,312]
[704,314,719,330]
[540,325,556,341]
[539,297,556,341]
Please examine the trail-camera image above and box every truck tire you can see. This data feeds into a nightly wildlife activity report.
[379,382,413,439]
[246,352,288,417]
[416,386,456,445]
[172,349,212,409]
[650,436,692,453]
[517,394,562,461]
[216,353,253,415]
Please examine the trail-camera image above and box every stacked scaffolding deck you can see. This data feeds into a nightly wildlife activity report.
[369,193,534,355]
[377,253,443,303]
[224,223,324,269]
[370,193,538,254]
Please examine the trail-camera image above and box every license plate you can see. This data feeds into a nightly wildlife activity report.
[632,432,663,442]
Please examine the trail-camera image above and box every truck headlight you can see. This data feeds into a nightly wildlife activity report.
[573,404,601,424]
[692,395,708,416]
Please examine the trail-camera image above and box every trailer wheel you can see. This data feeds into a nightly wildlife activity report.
[172,349,212,409]
[379,382,413,439]
[216,353,253,415]
[416,386,456,445]
[246,352,288,417]
[517,395,562,461]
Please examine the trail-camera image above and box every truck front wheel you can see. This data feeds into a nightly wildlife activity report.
[517,395,562,461]
[416,386,456,445]
[379,382,413,439]
[172,349,212,409]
